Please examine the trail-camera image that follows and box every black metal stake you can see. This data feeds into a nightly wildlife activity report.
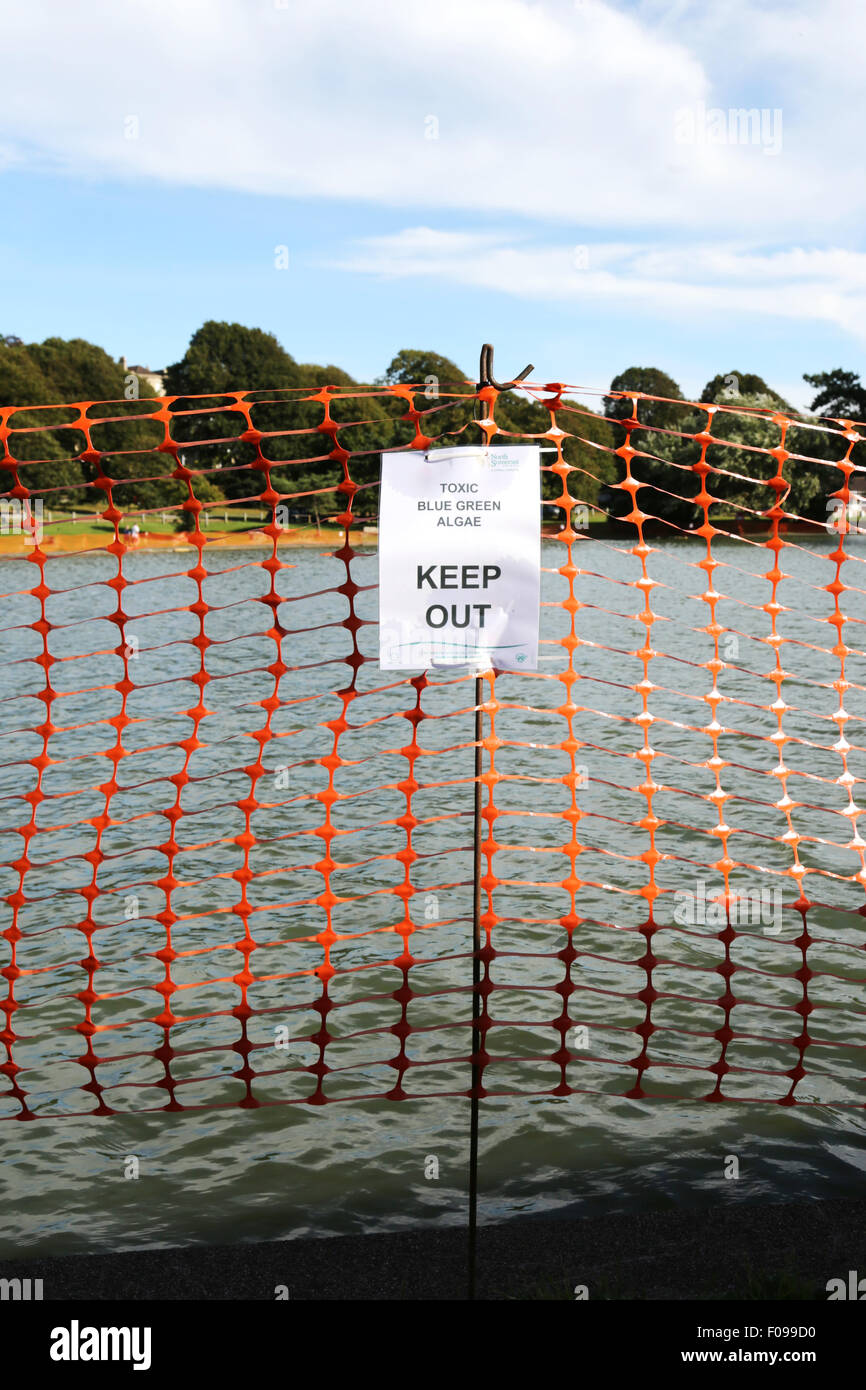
[469,672,483,1300]
[467,345,533,1300]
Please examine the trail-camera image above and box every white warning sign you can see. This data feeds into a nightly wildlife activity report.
[378,445,541,671]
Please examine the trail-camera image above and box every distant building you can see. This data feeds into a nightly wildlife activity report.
[121,356,165,395]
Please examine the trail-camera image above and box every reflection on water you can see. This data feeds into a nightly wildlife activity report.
[0,535,865,1256]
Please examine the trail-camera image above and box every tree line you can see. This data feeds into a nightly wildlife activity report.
[601,365,865,527]
[0,324,862,526]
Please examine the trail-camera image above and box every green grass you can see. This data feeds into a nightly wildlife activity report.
[36,509,275,537]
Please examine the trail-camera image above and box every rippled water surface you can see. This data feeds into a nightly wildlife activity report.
[1,535,865,1257]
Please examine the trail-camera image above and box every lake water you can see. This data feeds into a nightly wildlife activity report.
[1,533,865,1258]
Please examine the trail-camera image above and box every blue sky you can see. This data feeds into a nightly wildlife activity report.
[2,0,865,410]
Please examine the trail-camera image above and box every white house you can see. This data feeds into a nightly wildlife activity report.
[120,356,165,394]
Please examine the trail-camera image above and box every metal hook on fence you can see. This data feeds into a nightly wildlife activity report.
[474,343,534,425]
[477,342,534,394]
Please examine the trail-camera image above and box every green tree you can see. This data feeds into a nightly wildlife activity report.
[499,391,615,509]
[0,335,178,512]
[382,349,468,390]
[604,367,685,428]
[699,384,788,519]
[164,321,303,398]
[164,325,411,520]
[803,368,866,420]
[36,338,174,513]
[603,367,696,525]
[701,375,831,522]
[296,363,357,389]
[700,371,787,408]
[268,371,398,524]
[379,349,475,450]
[163,321,305,502]
[29,337,137,404]
[796,370,866,515]
[0,339,86,505]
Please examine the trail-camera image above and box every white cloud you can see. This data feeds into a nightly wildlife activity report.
[0,0,863,238]
[331,228,866,340]
[3,0,864,360]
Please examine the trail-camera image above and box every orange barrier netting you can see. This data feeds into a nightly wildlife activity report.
[0,380,865,1119]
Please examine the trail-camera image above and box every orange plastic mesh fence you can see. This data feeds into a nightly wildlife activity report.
[1,380,865,1119]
